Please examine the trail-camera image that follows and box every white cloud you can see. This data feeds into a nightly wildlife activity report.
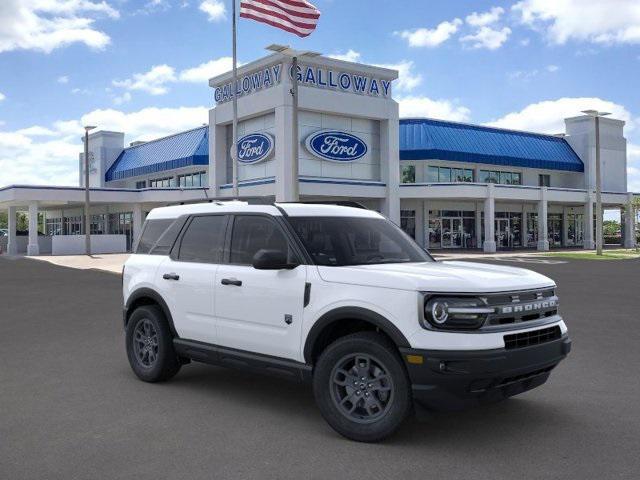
[179,57,234,83]
[328,50,362,63]
[513,0,640,45]
[113,91,132,105]
[373,60,422,93]
[0,106,209,187]
[57,75,69,84]
[113,64,177,95]
[546,64,560,72]
[199,0,226,22]
[461,26,511,50]
[0,92,5,102]
[466,7,504,27]
[398,96,471,122]
[520,38,531,46]
[486,97,635,134]
[0,0,119,54]
[396,19,462,48]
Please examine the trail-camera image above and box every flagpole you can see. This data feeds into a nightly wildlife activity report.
[231,0,239,198]
[291,55,300,202]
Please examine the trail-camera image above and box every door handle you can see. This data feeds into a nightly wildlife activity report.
[221,278,242,287]
[163,273,180,281]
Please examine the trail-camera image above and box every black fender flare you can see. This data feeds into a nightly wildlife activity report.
[303,306,410,363]
[124,288,179,338]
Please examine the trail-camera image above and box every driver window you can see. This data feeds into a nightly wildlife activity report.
[229,216,292,265]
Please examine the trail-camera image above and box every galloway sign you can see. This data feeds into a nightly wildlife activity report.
[292,64,392,99]
[213,61,394,104]
[234,133,275,164]
[305,131,368,163]
[214,64,282,104]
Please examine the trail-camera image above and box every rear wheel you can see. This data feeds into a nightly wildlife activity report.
[126,305,181,382]
[313,332,411,442]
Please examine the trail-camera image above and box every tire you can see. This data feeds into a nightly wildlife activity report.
[313,331,411,442]
[125,305,181,383]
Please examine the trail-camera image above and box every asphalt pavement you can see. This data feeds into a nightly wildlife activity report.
[1,255,639,480]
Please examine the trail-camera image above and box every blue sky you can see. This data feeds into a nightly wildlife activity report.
[0,0,639,194]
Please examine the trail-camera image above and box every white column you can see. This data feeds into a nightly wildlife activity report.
[537,187,549,251]
[274,104,295,202]
[624,193,636,248]
[584,195,595,249]
[483,185,496,253]
[380,118,401,225]
[475,202,483,250]
[27,203,40,256]
[7,206,18,255]
[132,204,144,251]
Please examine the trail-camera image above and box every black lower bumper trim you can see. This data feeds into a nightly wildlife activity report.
[400,334,571,411]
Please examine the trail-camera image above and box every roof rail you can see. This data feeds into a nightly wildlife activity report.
[276,200,370,210]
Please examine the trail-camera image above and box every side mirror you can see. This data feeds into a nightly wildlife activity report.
[252,249,298,270]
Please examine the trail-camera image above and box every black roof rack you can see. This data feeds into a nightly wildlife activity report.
[278,201,369,210]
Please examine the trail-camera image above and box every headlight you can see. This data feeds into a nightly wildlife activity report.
[422,296,494,330]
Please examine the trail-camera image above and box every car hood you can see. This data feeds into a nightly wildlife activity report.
[316,261,555,293]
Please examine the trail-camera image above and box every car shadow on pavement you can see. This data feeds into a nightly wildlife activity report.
[137,360,581,446]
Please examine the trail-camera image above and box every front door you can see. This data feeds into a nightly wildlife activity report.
[441,218,463,248]
[495,218,512,249]
[214,215,307,361]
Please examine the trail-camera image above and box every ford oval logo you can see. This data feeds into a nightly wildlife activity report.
[234,133,274,164]
[305,131,368,162]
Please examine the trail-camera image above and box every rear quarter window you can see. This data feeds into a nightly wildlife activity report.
[136,218,185,255]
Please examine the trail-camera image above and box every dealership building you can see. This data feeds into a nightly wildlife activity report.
[0,52,637,255]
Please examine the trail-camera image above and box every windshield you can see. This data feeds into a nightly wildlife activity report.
[288,216,433,266]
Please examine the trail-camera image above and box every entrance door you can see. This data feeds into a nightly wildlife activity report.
[495,218,513,249]
[441,218,463,248]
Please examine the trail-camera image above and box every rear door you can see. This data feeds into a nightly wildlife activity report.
[214,214,307,361]
[156,214,228,345]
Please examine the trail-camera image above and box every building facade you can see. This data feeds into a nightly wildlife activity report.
[0,52,637,255]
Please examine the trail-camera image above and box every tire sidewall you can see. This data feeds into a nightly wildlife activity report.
[313,333,411,442]
[126,305,179,382]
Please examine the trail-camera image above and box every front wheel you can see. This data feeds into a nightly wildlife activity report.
[313,332,411,442]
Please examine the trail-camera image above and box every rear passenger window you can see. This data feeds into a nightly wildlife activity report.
[178,215,227,263]
[230,216,290,265]
[150,218,186,255]
[136,219,173,254]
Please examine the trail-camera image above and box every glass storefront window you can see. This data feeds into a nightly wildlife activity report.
[567,213,584,246]
[401,165,415,184]
[548,214,563,247]
[526,213,538,247]
[400,210,416,239]
[480,170,521,185]
[427,167,439,183]
[439,167,451,182]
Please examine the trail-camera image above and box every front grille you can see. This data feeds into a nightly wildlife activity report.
[504,326,561,350]
[484,288,558,328]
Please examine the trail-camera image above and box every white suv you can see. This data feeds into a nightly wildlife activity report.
[122,202,571,442]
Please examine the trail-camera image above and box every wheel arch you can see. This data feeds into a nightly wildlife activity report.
[303,307,410,364]
[125,288,179,338]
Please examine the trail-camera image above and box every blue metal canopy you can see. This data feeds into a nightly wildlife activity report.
[399,118,584,172]
[105,126,209,182]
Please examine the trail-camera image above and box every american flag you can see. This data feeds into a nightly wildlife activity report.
[240,0,321,38]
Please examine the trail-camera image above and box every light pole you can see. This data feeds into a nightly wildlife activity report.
[266,44,320,202]
[581,110,610,256]
[83,125,96,255]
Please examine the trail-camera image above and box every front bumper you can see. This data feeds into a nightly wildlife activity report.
[400,334,571,411]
